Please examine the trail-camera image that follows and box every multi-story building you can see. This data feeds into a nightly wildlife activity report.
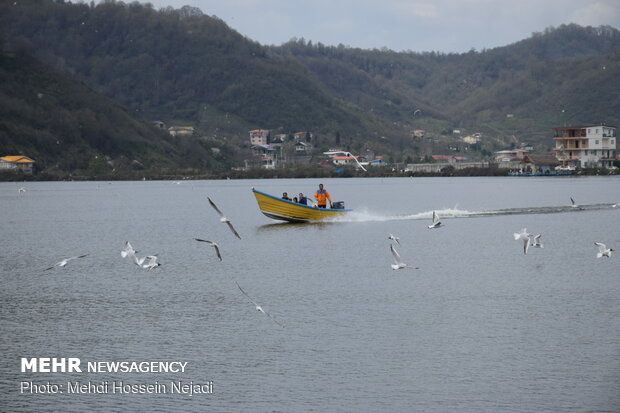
[247,144,277,169]
[553,124,616,169]
[249,129,269,146]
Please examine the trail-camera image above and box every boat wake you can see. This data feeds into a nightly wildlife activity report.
[328,203,617,223]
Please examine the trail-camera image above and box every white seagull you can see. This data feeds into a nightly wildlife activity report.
[235,281,283,327]
[44,254,88,271]
[131,253,147,267]
[570,197,579,208]
[141,255,161,270]
[531,234,544,249]
[121,241,137,258]
[594,242,614,258]
[18,187,26,194]
[194,238,222,261]
[427,211,443,229]
[208,197,241,239]
[390,244,418,270]
[513,228,531,254]
[388,234,401,245]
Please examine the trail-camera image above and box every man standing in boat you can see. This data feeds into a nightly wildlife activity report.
[314,184,332,208]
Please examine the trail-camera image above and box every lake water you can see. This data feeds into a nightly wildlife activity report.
[1,177,619,412]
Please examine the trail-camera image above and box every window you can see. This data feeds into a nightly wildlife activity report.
[595,140,599,145]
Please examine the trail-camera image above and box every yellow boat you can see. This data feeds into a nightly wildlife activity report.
[252,188,351,223]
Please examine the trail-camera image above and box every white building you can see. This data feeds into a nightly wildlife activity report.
[295,141,311,154]
[248,144,277,169]
[553,124,616,169]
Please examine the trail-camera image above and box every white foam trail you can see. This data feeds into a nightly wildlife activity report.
[328,207,479,223]
[324,202,617,224]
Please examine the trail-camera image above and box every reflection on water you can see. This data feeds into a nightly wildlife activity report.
[256,221,335,233]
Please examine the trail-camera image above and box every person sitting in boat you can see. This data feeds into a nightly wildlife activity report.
[298,193,308,205]
[314,184,332,208]
[282,192,291,201]
[293,197,298,203]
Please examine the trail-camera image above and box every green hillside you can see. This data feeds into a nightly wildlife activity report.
[1,0,618,176]
[0,51,231,177]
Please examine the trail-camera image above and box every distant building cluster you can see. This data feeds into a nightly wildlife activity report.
[491,123,616,175]
[246,129,315,169]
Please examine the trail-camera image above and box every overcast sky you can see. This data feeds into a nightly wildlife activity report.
[146,0,620,53]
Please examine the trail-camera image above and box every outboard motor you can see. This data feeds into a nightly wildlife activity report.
[331,201,345,209]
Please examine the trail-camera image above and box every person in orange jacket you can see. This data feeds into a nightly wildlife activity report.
[314,183,332,208]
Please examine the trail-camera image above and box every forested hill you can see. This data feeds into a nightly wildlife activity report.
[1,0,619,176]
[0,52,231,176]
[0,0,372,134]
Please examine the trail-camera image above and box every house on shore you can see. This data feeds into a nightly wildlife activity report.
[515,154,559,175]
[246,144,277,169]
[553,124,616,169]
[494,149,530,169]
[0,156,36,174]
[331,155,360,167]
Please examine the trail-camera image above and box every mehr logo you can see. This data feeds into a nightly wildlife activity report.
[21,358,82,373]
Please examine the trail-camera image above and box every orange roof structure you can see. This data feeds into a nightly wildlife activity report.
[1,156,35,163]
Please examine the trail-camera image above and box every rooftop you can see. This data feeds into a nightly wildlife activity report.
[1,156,35,163]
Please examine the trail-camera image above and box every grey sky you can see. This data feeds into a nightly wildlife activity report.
[146,0,620,53]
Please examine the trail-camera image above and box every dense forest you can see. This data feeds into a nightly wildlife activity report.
[1,0,619,176]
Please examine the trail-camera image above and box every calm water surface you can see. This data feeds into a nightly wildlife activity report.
[1,177,619,412]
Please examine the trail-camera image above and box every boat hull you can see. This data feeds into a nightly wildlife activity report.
[252,188,351,223]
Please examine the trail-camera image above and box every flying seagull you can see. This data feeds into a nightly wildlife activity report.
[427,211,443,229]
[235,281,283,327]
[388,234,401,245]
[194,238,222,261]
[18,187,26,194]
[130,252,147,267]
[141,255,161,270]
[208,197,241,239]
[44,254,88,271]
[390,244,418,270]
[121,241,137,258]
[570,197,579,208]
[531,234,544,249]
[594,242,614,258]
[513,228,531,255]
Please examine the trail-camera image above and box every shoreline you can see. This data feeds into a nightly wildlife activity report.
[1,167,618,182]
